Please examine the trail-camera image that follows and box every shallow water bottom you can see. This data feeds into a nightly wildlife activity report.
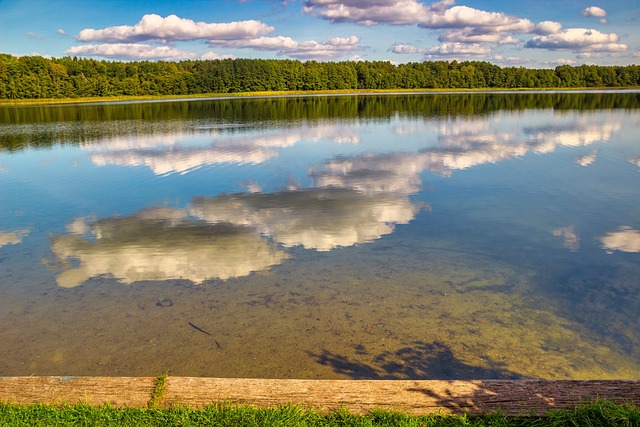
[1,235,638,380]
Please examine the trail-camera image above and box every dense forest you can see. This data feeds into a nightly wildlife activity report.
[1,53,639,99]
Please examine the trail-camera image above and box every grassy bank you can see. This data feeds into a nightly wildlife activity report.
[1,89,427,106]
[1,400,639,426]
[1,87,636,107]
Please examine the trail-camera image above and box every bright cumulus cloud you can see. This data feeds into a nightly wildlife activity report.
[303,0,453,26]
[526,28,627,52]
[33,0,633,64]
[68,13,361,61]
[581,6,607,18]
[77,14,275,43]
[438,29,521,45]
[66,43,203,61]
[208,35,361,59]
[301,0,629,63]
[316,0,568,62]
[426,42,492,57]
[304,0,536,33]
[390,43,426,54]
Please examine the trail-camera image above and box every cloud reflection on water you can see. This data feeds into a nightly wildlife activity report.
[86,123,360,175]
[312,113,620,193]
[575,150,598,167]
[0,228,30,248]
[51,185,419,286]
[51,209,289,287]
[49,109,633,286]
[420,114,618,174]
[190,188,419,252]
[552,225,580,251]
[600,226,640,253]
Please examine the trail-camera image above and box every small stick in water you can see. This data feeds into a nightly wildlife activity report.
[188,321,212,336]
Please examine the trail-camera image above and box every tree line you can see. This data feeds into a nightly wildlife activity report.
[1,53,639,99]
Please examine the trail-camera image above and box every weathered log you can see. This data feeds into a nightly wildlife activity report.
[160,378,640,415]
[0,376,155,407]
[1,377,638,415]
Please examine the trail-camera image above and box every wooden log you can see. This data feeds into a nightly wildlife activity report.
[160,378,640,415]
[0,376,155,407]
[1,376,639,415]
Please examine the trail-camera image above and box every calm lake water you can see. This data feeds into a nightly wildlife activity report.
[1,92,639,379]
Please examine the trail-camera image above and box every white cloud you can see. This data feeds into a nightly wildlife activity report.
[425,42,492,58]
[544,58,578,66]
[208,35,361,59]
[526,28,627,53]
[301,1,638,65]
[389,43,426,54]
[304,0,536,35]
[77,14,275,43]
[25,32,44,40]
[419,5,535,33]
[57,29,67,36]
[200,51,234,60]
[577,52,604,59]
[581,6,607,18]
[498,36,522,45]
[439,29,521,44]
[494,56,535,66]
[535,21,563,35]
[303,0,454,26]
[305,0,627,64]
[581,7,608,24]
[211,35,292,50]
[71,13,360,60]
[65,43,202,61]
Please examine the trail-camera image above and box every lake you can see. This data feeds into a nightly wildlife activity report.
[1,91,639,379]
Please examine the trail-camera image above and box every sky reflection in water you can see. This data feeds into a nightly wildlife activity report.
[1,94,639,379]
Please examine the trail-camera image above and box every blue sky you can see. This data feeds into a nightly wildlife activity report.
[1,0,638,67]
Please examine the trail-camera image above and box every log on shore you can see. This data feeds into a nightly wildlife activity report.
[1,377,639,415]
[0,376,155,408]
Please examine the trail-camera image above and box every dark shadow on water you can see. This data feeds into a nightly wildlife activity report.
[309,341,640,415]
[309,340,523,380]
[531,258,640,361]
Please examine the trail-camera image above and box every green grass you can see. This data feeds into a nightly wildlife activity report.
[147,372,168,409]
[0,90,399,106]
[0,400,638,426]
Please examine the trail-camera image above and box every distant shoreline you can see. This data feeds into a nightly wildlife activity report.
[1,87,639,107]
